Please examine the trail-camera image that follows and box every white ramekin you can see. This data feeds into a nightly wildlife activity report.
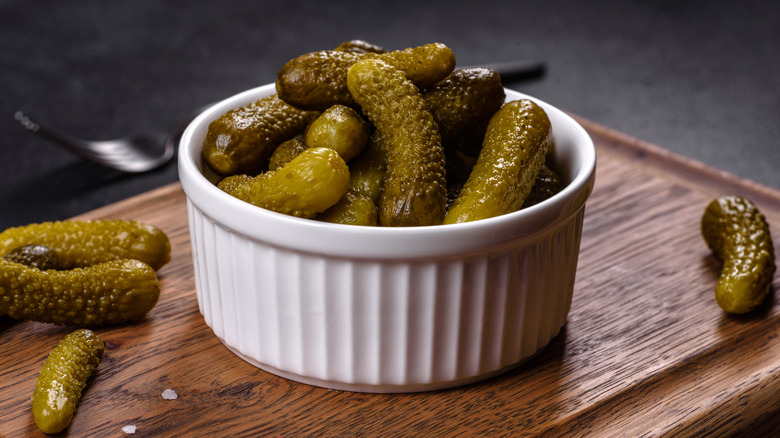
[178,83,596,392]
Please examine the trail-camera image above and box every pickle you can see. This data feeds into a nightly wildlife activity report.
[218,147,350,219]
[701,195,776,314]
[423,67,506,156]
[347,130,387,204]
[268,137,307,171]
[276,43,456,111]
[317,191,378,226]
[0,258,160,326]
[2,244,60,270]
[0,220,170,271]
[32,329,104,434]
[522,164,564,208]
[444,99,552,224]
[201,94,318,176]
[334,39,386,53]
[347,58,447,227]
[305,104,371,162]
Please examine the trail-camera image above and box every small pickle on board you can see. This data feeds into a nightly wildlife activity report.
[277,42,456,111]
[444,99,552,224]
[201,94,318,176]
[0,258,160,326]
[218,147,350,219]
[305,104,372,162]
[32,329,104,434]
[347,57,447,227]
[701,195,776,314]
[0,220,170,270]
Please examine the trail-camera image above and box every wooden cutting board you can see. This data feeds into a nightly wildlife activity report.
[2,117,779,437]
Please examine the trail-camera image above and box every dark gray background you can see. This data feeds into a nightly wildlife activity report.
[2,0,779,230]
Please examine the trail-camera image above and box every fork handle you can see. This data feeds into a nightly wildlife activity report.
[14,111,97,160]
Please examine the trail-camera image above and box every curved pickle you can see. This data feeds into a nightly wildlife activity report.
[32,329,104,434]
[444,99,552,224]
[347,57,447,227]
[701,195,776,314]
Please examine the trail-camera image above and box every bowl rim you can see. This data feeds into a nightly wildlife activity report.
[178,83,596,259]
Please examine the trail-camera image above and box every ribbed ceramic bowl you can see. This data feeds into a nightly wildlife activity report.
[178,83,596,393]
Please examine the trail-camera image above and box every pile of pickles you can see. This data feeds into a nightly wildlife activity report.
[202,40,563,227]
[0,219,171,433]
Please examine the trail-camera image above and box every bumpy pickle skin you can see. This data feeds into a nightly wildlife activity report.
[218,147,350,219]
[268,137,307,171]
[701,195,776,314]
[305,104,371,162]
[201,94,318,176]
[0,220,170,271]
[0,258,160,326]
[2,244,60,270]
[347,130,387,205]
[422,67,506,156]
[276,43,456,111]
[347,58,447,227]
[32,329,104,434]
[443,99,552,224]
[316,191,378,226]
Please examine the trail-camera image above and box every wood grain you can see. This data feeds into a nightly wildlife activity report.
[2,117,779,437]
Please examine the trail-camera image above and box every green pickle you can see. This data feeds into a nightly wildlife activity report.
[701,195,776,314]
[201,94,318,176]
[32,329,104,434]
[0,220,170,270]
[444,99,552,224]
[305,104,371,162]
[268,137,307,171]
[276,43,456,111]
[423,67,506,156]
[317,191,378,226]
[0,258,160,325]
[347,57,447,227]
[218,147,350,219]
[347,130,387,205]
[2,244,60,270]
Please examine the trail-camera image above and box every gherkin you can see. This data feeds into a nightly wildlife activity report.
[701,195,776,314]
[0,220,170,271]
[276,42,456,111]
[444,99,552,224]
[201,94,318,176]
[0,258,160,326]
[32,329,104,434]
[347,57,447,227]
[218,147,350,219]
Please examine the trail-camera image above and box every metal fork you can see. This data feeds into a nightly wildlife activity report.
[14,111,179,173]
[15,60,544,173]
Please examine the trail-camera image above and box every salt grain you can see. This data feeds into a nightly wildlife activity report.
[122,425,136,434]
[162,388,178,400]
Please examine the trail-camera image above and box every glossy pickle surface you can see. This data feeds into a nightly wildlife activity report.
[444,99,552,224]
[0,220,170,271]
[701,195,776,314]
[31,329,104,434]
[347,57,447,227]
[218,147,350,219]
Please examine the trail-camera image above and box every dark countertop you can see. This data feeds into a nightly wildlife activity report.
[1,0,779,230]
